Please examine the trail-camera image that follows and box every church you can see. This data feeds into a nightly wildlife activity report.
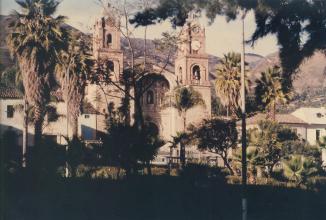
[86,7,212,142]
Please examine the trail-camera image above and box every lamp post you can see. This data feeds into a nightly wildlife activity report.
[65,64,70,178]
[240,10,248,220]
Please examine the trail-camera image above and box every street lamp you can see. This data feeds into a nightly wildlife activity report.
[240,9,248,220]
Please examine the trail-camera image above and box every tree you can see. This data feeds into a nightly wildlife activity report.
[56,33,92,138]
[195,118,238,175]
[7,0,68,145]
[132,0,326,90]
[104,112,163,177]
[0,66,24,93]
[255,66,291,120]
[248,120,298,177]
[64,137,86,177]
[170,86,204,168]
[215,52,249,118]
[169,131,191,171]
[134,124,164,175]
[1,129,20,173]
[282,155,318,186]
[233,146,260,183]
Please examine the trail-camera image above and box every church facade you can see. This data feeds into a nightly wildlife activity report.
[86,9,212,141]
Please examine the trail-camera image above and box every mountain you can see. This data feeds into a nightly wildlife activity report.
[250,51,326,93]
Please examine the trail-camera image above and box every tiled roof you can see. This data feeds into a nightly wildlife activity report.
[244,113,307,125]
[0,86,23,99]
[0,86,65,101]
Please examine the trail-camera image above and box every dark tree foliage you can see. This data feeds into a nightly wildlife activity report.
[1,129,20,172]
[281,139,322,168]
[27,136,65,180]
[131,0,326,89]
[104,119,163,176]
[248,120,300,176]
[64,137,86,177]
[194,118,238,174]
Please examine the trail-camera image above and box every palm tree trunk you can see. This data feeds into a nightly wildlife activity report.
[71,115,78,139]
[34,104,44,147]
[181,111,186,169]
[22,98,28,167]
[134,91,144,130]
[124,84,131,126]
[183,111,187,132]
[272,102,276,121]
[169,146,173,175]
[268,102,276,121]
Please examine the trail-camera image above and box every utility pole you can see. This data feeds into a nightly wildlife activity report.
[241,10,248,220]
[65,66,70,178]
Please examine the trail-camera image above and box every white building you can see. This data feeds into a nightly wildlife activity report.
[0,86,98,147]
[292,107,326,145]
[244,107,326,166]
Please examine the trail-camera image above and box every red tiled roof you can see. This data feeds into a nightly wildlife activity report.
[0,86,23,99]
[0,86,65,101]
[244,113,307,125]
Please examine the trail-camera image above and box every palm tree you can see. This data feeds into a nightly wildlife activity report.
[171,86,204,168]
[282,155,318,186]
[7,0,67,145]
[233,146,260,183]
[215,52,249,118]
[255,66,291,121]
[56,34,91,138]
[169,132,189,172]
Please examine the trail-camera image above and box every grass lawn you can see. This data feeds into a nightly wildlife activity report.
[3,174,326,220]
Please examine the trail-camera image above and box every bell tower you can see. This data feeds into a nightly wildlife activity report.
[175,12,209,86]
[93,4,123,81]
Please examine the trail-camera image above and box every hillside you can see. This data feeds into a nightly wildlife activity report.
[251,51,326,93]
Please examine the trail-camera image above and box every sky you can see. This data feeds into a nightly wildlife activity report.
[1,0,279,57]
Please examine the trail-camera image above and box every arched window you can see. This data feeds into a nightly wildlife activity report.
[107,61,114,72]
[179,66,183,82]
[192,65,201,80]
[146,90,154,104]
[107,34,112,46]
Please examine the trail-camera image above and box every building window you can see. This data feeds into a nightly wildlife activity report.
[107,61,114,72]
[316,130,321,141]
[292,128,298,134]
[317,113,323,118]
[192,65,201,80]
[179,66,183,83]
[7,105,14,118]
[44,135,57,143]
[146,90,154,104]
[107,34,112,46]
[84,115,90,119]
